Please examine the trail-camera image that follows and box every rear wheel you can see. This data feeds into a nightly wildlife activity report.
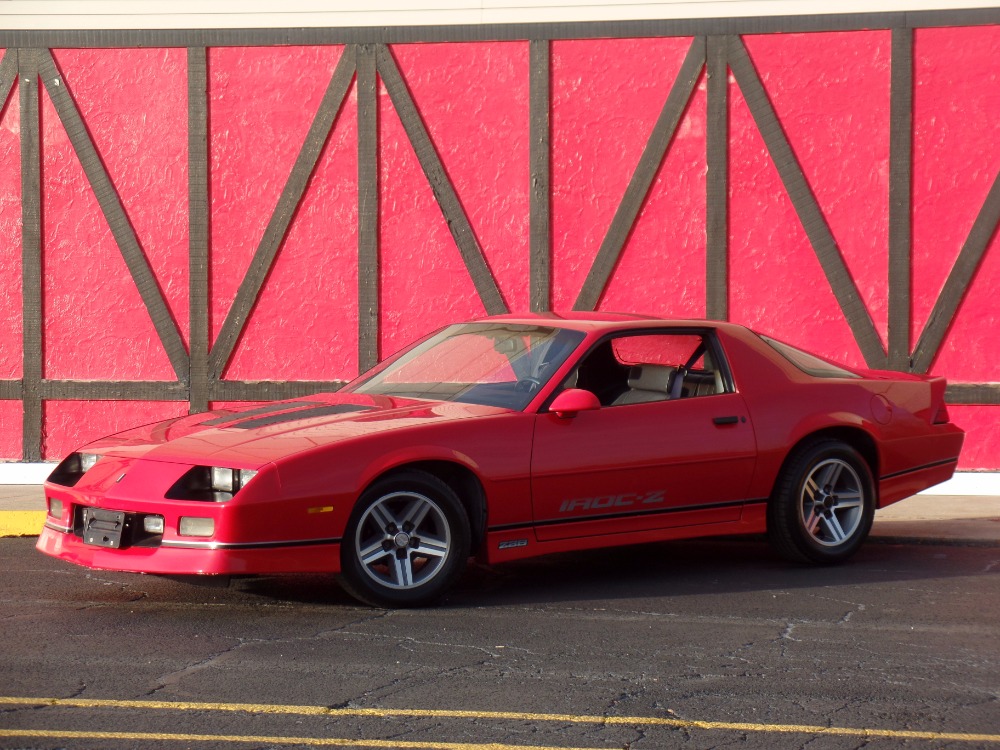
[768,440,875,564]
[339,470,471,608]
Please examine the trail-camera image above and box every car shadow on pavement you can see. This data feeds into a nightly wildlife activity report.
[448,537,993,607]
[229,536,994,609]
[15,534,991,610]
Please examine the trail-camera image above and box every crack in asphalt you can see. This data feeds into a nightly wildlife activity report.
[146,638,264,697]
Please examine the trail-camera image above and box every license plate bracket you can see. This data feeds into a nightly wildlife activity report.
[82,508,128,549]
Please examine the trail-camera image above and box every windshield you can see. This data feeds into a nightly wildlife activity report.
[347,323,585,410]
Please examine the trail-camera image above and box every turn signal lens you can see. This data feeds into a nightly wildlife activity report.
[179,517,215,537]
[143,515,165,534]
[47,498,64,518]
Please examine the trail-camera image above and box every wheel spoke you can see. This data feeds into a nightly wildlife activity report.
[804,508,822,535]
[392,553,414,587]
[818,461,843,490]
[359,541,390,566]
[821,512,848,543]
[412,534,449,559]
[369,503,398,534]
[804,476,820,501]
[835,492,863,509]
[401,498,432,530]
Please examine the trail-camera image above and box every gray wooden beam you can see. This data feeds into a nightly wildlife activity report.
[209,380,345,402]
[946,383,1000,405]
[0,381,21,401]
[208,45,358,379]
[911,170,1000,373]
[5,10,1000,48]
[0,49,17,109]
[888,28,913,371]
[188,47,209,412]
[376,43,509,315]
[38,49,190,383]
[727,36,887,368]
[529,38,551,313]
[574,36,706,311]
[39,381,189,401]
[20,49,42,462]
[706,35,729,320]
[357,44,379,373]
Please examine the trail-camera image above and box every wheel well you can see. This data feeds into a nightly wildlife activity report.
[772,428,879,500]
[375,461,488,554]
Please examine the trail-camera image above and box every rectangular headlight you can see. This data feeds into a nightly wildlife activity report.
[179,517,215,537]
[167,467,259,502]
[210,467,257,494]
[211,467,235,493]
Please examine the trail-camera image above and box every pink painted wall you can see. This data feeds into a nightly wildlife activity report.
[210,45,360,381]
[0,59,23,460]
[43,49,187,382]
[0,31,996,467]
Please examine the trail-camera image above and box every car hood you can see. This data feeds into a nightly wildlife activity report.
[84,393,510,467]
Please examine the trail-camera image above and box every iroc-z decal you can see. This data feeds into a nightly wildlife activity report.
[559,490,666,514]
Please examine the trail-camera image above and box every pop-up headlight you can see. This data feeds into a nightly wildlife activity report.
[166,466,258,501]
[47,452,101,488]
[210,467,258,494]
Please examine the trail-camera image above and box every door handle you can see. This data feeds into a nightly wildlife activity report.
[713,415,740,425]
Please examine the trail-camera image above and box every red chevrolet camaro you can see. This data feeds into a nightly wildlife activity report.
[38,314,963,607]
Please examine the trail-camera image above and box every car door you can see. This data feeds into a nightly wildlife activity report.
[529,330,757,542]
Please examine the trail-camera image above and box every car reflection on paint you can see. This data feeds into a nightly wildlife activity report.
[37,313,963,607]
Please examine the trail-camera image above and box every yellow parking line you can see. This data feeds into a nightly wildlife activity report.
[0,729,596,750]
[1,696,998,744]
[0,510,45,537]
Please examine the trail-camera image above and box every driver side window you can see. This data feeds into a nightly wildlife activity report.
[567,332,726,406]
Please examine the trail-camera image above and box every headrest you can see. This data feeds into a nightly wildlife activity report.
[627,364,675,393]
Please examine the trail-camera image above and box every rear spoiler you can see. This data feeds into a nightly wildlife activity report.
[928,376,951,425]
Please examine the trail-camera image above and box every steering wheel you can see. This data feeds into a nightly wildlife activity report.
[514,377,542,394]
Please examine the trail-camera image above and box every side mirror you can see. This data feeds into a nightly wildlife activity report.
[549,388,601,419]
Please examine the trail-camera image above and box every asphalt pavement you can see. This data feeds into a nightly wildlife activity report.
[1,483,998,544]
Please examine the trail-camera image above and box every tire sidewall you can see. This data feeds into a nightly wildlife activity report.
[339,470,471,607]
[771,440,875,564]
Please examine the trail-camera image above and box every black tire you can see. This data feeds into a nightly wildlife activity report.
[338,470,471,608]
[768,439,875,565]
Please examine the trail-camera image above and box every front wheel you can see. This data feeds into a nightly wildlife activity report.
[339,470,471,608]
[768,440,875,564]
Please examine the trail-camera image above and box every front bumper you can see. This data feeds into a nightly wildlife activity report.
[37,523,342,576]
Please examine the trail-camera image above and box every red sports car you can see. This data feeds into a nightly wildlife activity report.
[38,314,963,607]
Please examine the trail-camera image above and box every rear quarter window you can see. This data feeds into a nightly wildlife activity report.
[760,336,860,379]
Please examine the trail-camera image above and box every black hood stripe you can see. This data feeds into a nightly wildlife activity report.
[229,404,375,429]
[202,401,324,427]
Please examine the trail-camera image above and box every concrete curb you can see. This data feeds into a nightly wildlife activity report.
[0,511,46,538]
